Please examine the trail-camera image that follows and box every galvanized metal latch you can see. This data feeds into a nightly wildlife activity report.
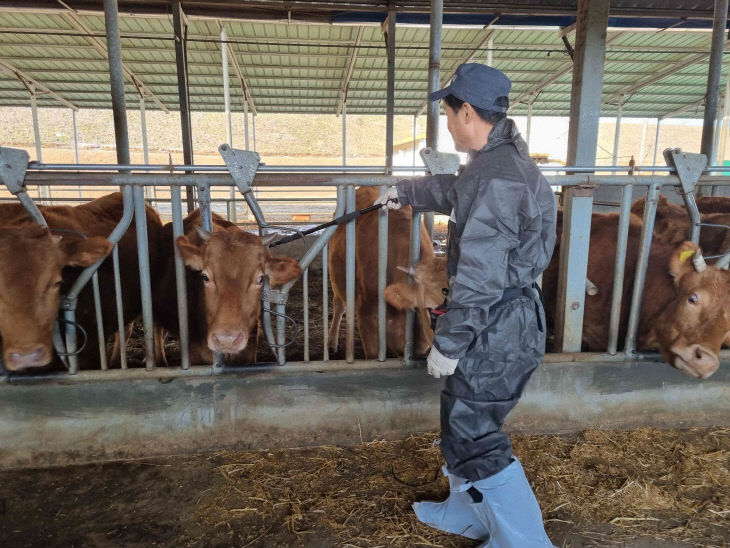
[218,144,261,195]
[262,288,288,306]
[0,147,30,195]
[419,147,460,176]
[663,148,707,196]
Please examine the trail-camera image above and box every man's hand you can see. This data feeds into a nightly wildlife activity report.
[426,346,459,378]
[373,186,401,210]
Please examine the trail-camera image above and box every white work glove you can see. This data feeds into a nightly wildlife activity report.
[372,186,401,210]
[426,346,459,378]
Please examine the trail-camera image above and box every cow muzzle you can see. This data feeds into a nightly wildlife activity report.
[670,343,719,379]
[208,330,248,354]
[4,345,52,371]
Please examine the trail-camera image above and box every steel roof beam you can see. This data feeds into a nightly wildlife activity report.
[513,32,625,105]
[603,40,730,105]
[336,26,363,116]
[0,59,78,109]
[59,9,168,112]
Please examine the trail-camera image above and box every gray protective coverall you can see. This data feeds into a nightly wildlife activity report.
[397,117,557,482]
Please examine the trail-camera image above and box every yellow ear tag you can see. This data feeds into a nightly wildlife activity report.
[679,250,694,263]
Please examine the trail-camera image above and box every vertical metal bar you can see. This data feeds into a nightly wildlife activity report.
[554,188,594,352]
[526,99,533,149]
[412,115,417,170]
[252,113,257,151]
[638,118,648,164]
[112,245,127,369]
[384,2,396,174]
[426,0,442,150]
[404,211,422,364]
[625,179,661,356]
[652,118,661,166]
[378,185,389,362]
[607,183,633,355]
[700,0,729,175]
[221,26,236,222]
[30,90,49,201]
[72,108,81,199]
[276,302,285,364]
[303,268,309,362]
[322,242,329,362]
[612,95,623,167]
[172,0,195,213]
[487,35,493,66]
[72,108,80,165]
[104,0,130,166]
[342,102,347,166]
[197,182,221,366]
[558,0,608,351]
[133,185,155,370]
[63,308,78,374]
[345,185,356,363]
[170,185,190,369]
[244,100,250,150]
[140,96,153,201]
[713,96,724,166]
[92,272,107,370]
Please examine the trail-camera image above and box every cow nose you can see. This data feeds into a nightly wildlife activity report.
[690,345,719,379]
[5,346,49,370]
[209,330,247,352]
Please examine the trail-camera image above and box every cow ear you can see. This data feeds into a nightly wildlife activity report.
[669,241,700,284]
[265,256,301,287]
[61,236,113,267]
[176,234,204,271]
[384,282,417,310]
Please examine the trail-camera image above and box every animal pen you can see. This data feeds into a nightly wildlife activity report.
[0,0,729,489]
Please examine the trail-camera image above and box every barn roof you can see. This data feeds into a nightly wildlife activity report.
[0,1,727,119]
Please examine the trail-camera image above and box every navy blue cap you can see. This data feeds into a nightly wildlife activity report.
[429,63,511,113]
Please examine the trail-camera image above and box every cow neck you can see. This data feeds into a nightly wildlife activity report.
[636,243,678,343]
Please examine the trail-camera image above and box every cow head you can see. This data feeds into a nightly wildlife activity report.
[176,226,302,355]
[645,241,730,379]
[384,256,448,310]
[0,226,112,371]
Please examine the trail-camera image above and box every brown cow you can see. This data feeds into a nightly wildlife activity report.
[394,210,730,378]
[152,210,301,365]
[328,186,435,359]
[541,210,730,378]
[0,192,163,371]
[631,195,730,256]
[383,256,448,311]
[696,196,730,214]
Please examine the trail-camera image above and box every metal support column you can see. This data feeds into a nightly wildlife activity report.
[221,25,235,221]
[252,114,257,151]
[612,95,623,166]
[342,102,347,166]
[72,108,81,198]
[30,89,49,201]
[139,95,153,201]
[104,0,155,369]
[652,118,662,166]
[172,0,195,212]
[244,100,250,150]
[699,0,729,195]
[638,118,648,164]
[487,36,494,66]
[557,0,609,351]
[526,98,533,149]
[424,0,442,239]
[384,2,396,175]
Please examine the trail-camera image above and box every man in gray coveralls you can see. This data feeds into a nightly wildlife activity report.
[375,63,557,547]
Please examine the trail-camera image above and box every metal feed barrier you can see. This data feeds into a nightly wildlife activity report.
[2,145,730,469]
[1,145,730,381]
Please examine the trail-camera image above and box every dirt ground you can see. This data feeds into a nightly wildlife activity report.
[0,427,728,548]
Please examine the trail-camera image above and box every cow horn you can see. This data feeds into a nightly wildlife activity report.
[396,265,417,277]
[195,226,211,241]
[585,278,598,296]
[715,251,730,270]
[692,249,707,272]
[260,233,278,247]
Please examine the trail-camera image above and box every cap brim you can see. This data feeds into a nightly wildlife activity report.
[428,86,451,102]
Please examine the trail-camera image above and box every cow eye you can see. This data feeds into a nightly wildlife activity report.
[688,293,699,305]
[201,273,210,283]
[53,279,63,289]
[256,274,264,285]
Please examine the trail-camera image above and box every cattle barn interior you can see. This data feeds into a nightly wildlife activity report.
[0,1,729,547]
